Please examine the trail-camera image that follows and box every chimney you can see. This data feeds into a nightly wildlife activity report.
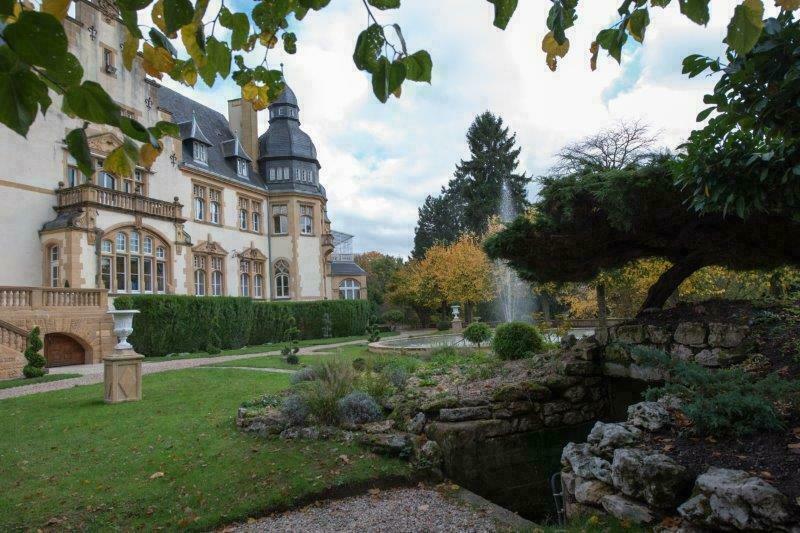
[228,98,259,166]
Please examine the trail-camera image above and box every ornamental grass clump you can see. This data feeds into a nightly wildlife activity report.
[492,322,544,360]
[337,391,383,426]
[291,367,316,385]
[299,358,356,425]
[23,326,46,378]
[635,346,800,436]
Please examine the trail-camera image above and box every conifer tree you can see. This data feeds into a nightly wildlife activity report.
[23,326,46,379]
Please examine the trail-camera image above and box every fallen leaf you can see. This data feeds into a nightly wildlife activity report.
[338,454,350,464]
[149,471,165,480]
[368,488,380,496]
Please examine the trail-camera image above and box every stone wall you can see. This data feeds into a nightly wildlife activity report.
[560,401,798,531]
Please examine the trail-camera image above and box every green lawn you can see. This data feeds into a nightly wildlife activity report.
[0,373,81,390]
[0,368,410,531]
[141,332,400,363]
[211,344,418,370]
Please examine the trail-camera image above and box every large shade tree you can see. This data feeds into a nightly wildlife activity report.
[484,158,800,313]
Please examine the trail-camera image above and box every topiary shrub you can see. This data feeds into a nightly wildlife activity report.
[281,394,310,426]
[285,353,299,365]
[635,346,800,436]
[463,322,492,347]
[381,309,405,331]
[23,326,46,378]
[291,367,316,384]
[337,391,383,426]
[492,322,544,360]
[365,316,381,342]
[436,320,451,331]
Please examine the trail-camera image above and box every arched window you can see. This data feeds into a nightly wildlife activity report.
[300,205,313,235]
[48,245,60,287]
[339,278,361,300]
[274,260,290,299]
[102,229,168,294]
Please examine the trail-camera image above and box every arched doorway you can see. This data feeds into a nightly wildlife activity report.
[44,333,86,367]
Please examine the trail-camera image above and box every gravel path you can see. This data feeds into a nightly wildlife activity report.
[0,332,431,401]
[230,487,505,533]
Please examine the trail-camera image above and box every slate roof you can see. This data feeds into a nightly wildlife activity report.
[258,85,318,162]
[330,262,367,276]
[158,86,266,189]
[221,135,252,161]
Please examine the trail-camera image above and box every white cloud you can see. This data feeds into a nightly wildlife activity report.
[163,0,762,257]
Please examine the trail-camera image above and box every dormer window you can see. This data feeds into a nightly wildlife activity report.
[278,108,285,116]
[269,168,276,181]
[236,158,248,177]
[193,141,208,164]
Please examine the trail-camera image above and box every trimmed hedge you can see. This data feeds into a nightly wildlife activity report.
[114,295,371,356]
[492,321,544,360]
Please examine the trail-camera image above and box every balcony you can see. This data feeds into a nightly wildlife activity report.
[56,183,186,223]
[331,253,354,262]
[0,287,108,309]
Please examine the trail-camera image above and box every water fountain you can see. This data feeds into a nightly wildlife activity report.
[495,179,537,323]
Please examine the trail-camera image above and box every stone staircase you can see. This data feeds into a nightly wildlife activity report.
[0,319,28,379]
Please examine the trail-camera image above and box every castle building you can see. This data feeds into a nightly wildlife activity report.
[0,0,366,377]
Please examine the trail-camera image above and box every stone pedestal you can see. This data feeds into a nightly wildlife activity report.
[452,318,463,333]
[103,349,143,403]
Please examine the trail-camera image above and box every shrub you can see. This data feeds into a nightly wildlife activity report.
[285,353,299,365]
[492,322,544,360]
[23,326,46,378]
[436,320,451,331]
[300,358,356,425]
[382,309,405,331]
[114,295,371,356]
[463,322,492,347]
[352,357,367,372]
[242,393,283,409]
[383,366,409,390]
[635,346,800,436]
[291,367,316,384]
[357,372,393,402]
[337,391,383,426]
[281,394,310,426]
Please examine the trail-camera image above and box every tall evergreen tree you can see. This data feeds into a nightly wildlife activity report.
[412,112,529,258]
[412,188,463,259]
[450,112,529,235]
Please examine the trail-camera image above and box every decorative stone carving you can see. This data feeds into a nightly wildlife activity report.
[192,238,227,256]
[87,131,124,155]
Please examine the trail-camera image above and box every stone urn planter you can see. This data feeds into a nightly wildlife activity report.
[451,304,463,333]
[104,309,143,404]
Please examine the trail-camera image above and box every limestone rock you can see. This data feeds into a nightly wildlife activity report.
[561,442,612,484]
[561,359,601,376]
[614,324,646,344]
[362,419,395,433]
[561,472,578,495]
[646,325,671,344]
[603,362,631,378]
[601,494,656,525]
[407,412,426,434]
[587,422,641,457]
[678,467,792,531]
[359,432,413,458]
[563,385,587,403]
[612,448,691,509]
[630,364,667,382]
[708,323,749,348]
[438,406,492,422]
[627,401,670,431]
[674,323,707,347]
[671,343,694,361]
[574,478,615,506]
[492,381,551,402]
[694,348,720,367]
[414,439,443,469]
[568,336,601,361]
[605,343,633,363]
[237,407,288,437]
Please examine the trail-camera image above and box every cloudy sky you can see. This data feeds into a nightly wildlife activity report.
[163,0,760,257]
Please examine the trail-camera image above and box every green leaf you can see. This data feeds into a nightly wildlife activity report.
[0,48,51,136]
[3,11,69,71]
[679,0,710,25]
[65,128,93,177]
[116,0,153,9]
[120,116,158,147]
[547,0,578,43]
[64,81,121,127]
[219,7,250,51]
[353,24,385,73]
[206,36,231,78]
[371,57,405,103]
[596,28,628,63]
[104,140,139,178]
[120,9,143,39]
[367,0,400,8]
[44,52,83,88]
[401,50,432,82]
[627,8,650,43]
[696,106,715,121]
[150,120,180,139]
[163,0,193,34]
[0,0,15,18]
[651,0,671,6]
[282,32,297,54]
[149,28,178,56]
[489,0,518,30]
[726,0,764,54]
[297,0,331,9]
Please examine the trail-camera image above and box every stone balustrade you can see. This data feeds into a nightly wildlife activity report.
[0,320,27,353]
[56,183,186,222]
[0,287,107,309]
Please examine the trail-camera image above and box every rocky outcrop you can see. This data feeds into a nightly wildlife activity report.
[560,401,797,531]
[678,468,794,531]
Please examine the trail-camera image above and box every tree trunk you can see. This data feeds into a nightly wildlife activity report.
[770,271,784,299]
[540,294,552,323]
[639,257,704,314]
[465,302,474,324]
[596,283,608,344]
